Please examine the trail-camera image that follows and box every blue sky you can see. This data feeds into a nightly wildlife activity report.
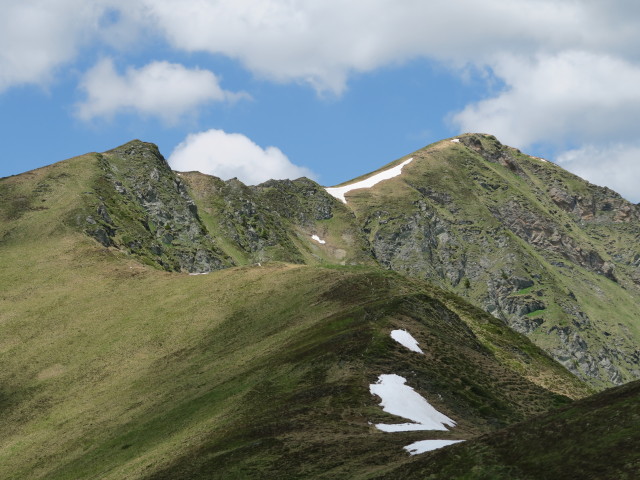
[1,1,639,201]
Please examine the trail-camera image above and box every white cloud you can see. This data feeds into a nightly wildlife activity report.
[0,0,141,93]
[557,143,640,203]
[139,0,593,94]
[2,0,639,199]
[3,1,640,96]
[76,59,246,122]
[451,51,640,148]
[137,0,640,94]
[168,129,316,185]
[0,0,94,92]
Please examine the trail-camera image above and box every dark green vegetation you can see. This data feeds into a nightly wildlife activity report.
[379,379,640,479]
[180,169,374,267]
[1,137,638,478]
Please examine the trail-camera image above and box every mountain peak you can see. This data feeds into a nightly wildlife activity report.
[324,133,538,204]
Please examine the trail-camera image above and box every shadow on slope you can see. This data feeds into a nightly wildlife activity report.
[379,379,640,479]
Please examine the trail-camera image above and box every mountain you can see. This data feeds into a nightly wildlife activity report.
[54,135,639,388]
[56,134,640,388]
[327,133,640,389]
[0,136,636,478]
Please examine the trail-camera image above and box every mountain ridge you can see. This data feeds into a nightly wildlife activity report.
[2,134,638,388]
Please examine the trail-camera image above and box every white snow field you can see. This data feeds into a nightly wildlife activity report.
[311,234,326,244]
[390,329,423,354]
[325,157,413,203]
[369,374,456,432]
[450,138,460,143]
[403,439,465,455]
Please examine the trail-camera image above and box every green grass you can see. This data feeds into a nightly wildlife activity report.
[0,214,590,479]
[0,240,588,478]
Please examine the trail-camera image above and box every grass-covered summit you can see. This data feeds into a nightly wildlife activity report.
[329,133,640,388]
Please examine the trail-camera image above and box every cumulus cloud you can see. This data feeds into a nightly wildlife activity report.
[0,0,143,93]
[4,1,640,97]
[0,0,96,92]
[135,0,640,94]
[139,0,597,94]
[557,143,640,203]
[4,1,640,96]
[451,51,640,148]
[168,130,316,185]
[76,59,246,122]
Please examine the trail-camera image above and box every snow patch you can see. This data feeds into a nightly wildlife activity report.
[189,272,210,276]
[325,157,413,203]
[375,423,441,433]
[311,234,326,244]
[369,374,456,432]
[404,439,465,455]
[450,138,460,143]
[390,329,423,354]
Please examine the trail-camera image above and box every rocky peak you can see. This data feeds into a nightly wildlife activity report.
[84,141,233,272]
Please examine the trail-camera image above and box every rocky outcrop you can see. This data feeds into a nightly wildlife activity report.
[84,141,232,272]
[191,175,308,263]
[178,171,374,266]
[548,325,625,385]
[367,202,469,288]
[490,200,617,281]
[549,185,640,224]
[256,177,335,223]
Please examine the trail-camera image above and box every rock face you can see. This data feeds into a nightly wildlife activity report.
[83,141,233,272]
[77,137,640,389]
[81,140,374,271]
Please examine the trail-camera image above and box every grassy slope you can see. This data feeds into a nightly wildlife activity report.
[379,379,640,480]
[0,155,591,479]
